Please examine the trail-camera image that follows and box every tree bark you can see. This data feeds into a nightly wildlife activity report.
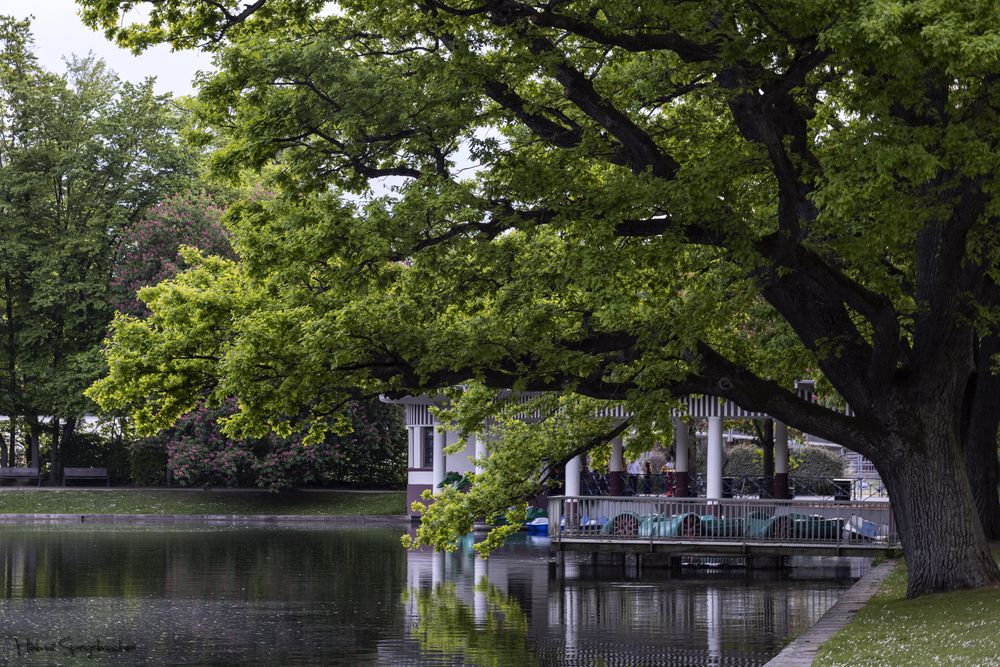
[28,419,39,470]
[49,419,59,485]
[62,418,76,449]
[966,432,1000,541]
[7,417,16,468]
[6,421,14,467]
[964,336,1000,540]
[877,410,1000,597]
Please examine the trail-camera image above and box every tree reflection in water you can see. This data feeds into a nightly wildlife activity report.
[400,536,863,667]
[405,580,538,667]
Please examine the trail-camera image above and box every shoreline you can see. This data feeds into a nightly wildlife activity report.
[0,512,411,526]
[764,559,896,666]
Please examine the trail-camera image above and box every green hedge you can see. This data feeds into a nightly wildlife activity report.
[791,446,845,478]
[724,444,762,476]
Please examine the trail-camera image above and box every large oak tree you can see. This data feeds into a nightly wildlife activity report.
[81,0,1000,597]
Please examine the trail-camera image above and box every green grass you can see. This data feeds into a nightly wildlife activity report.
[814,551,1000,667]
[0,489,406,516]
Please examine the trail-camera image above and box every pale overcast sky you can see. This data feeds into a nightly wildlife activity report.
[0,0,211,96]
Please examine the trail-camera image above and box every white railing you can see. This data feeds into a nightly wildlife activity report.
[580,474,888,501]
[547,496,897,548]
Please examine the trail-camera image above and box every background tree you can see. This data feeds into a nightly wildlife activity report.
[0,15,193,472]
[82,0,1000,596]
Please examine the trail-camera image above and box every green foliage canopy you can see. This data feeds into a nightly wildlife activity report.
[80,1,1000,592]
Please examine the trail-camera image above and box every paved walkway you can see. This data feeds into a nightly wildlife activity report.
[764,560,896,667]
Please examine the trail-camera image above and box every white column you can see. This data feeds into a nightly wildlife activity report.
[474,435,487,474]
[473,557,488,623]
[565,455,582,497]
[431,551,445,589]
[674,419,689,472]
[432,425,446,492]
[707,586,722,662]
[707,416,724,499]
[610,437,624,473]
[564,586,578,654]
[774,420,788,474]
[407,427,417,468]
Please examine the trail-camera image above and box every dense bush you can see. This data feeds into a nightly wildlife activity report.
[112,191,232,317]
[55,431,130,483]
[320,401,406,487]
[707,442,846,484]
[128,437,168,486]
[724,444,763,476]
[791,446,846,478]
[130,399,406,489]
[790,446,846,495]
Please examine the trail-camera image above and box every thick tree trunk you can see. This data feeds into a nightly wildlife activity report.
[964,336,1000,540]
[879,431,1000,597]
[62,418,76,451]
[965,423,1000,541]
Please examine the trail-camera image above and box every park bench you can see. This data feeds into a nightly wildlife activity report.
[0,467,41,486]
[63,467,110,487]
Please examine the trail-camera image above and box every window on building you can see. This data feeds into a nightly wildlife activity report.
[422,427,434,469]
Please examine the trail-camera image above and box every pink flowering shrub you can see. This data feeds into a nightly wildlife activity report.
[112,191,232,317]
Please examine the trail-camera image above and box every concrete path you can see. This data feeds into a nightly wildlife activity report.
[764,560,896,667]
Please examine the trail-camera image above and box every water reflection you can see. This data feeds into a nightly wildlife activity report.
[0,526,407,665]
[0,526,858,666]
[405,581,537,667]
[401,535,860,666]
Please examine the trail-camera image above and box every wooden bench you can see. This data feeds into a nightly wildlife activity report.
[0,467,41,486]
[63,467,110,487]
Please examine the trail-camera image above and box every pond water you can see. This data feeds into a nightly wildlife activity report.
[0,524,862,665]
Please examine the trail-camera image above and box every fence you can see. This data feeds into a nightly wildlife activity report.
[548,495,897,548]
[580,473,887,501]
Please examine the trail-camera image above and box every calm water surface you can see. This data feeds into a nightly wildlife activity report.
[0,525,862,666]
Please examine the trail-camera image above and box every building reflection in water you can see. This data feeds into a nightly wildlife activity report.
[400,533,860,666]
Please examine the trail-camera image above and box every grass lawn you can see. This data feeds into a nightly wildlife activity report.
[814,551,1000,667]
[0,488,406,516]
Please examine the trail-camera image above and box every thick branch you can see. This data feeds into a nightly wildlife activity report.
[532,36,680,178]
[482,79,583,149]
[677,343,880,459]
[484,1,719,62]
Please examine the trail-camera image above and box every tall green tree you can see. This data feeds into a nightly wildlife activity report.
[0,16,193,470]
[81,0,1000,597]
